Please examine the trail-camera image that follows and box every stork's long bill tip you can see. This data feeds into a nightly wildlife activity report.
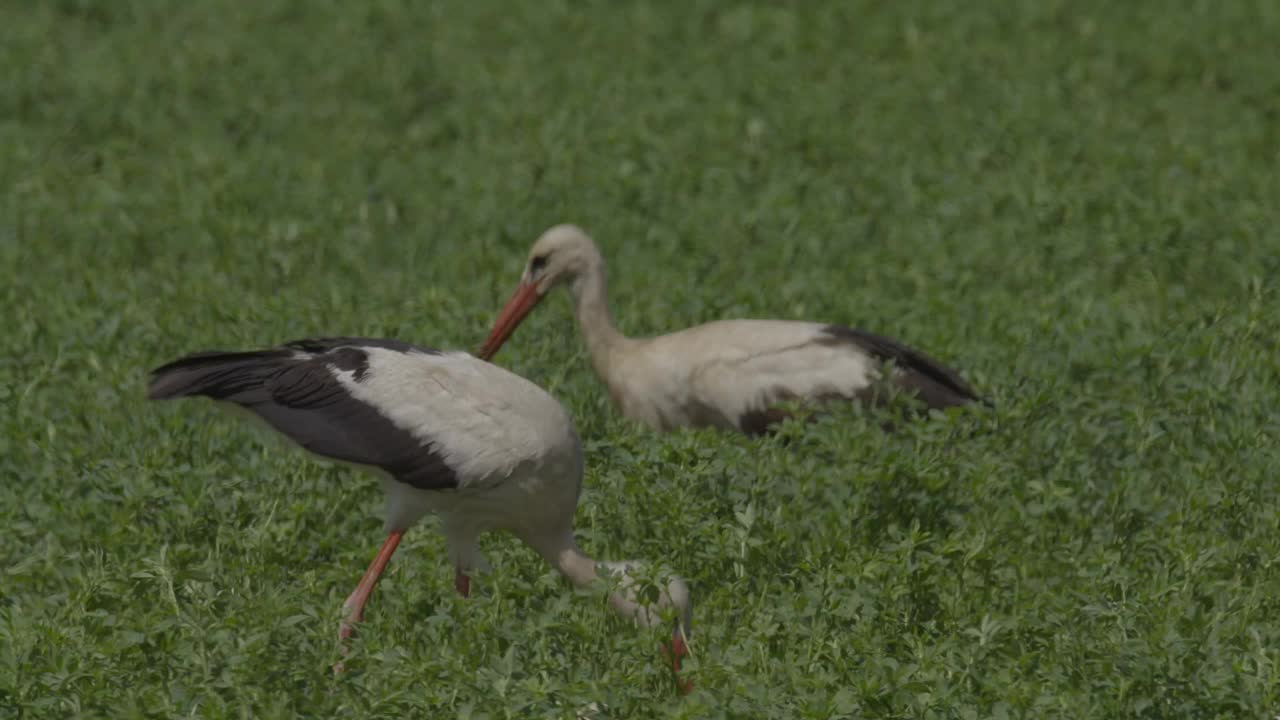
[663,631,694,696]
[478,281,542,361]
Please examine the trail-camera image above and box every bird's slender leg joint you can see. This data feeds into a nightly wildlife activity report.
[454,567,471,598]
[333,530,404,673]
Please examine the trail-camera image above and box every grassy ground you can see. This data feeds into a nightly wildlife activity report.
[3,0,1280,716]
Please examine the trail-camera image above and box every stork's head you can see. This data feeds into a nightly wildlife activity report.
[478,224,602,361]
[600,561,695,696]
[523,224,602,295]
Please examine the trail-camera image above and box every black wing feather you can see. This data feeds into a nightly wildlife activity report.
[283,336,440,356]
[821,325,983,409]
[147,338,458,490]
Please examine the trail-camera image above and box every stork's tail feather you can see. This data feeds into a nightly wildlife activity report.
[147,349,290,401]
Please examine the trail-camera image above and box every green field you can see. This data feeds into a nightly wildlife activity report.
[4,1,1280,717]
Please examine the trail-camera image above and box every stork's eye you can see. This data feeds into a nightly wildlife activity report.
[529,254,548,274]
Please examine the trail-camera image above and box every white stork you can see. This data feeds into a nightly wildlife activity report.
[147,336,693,689]
[479,225,982,434]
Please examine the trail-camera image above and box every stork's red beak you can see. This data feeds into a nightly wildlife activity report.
[662,630,694,696]
[478,280,543,361]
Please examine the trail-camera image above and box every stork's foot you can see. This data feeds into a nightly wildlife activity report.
[333,600,362,674]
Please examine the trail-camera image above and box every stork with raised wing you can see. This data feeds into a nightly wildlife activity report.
[478,225,982,435]
[147,337,692,690]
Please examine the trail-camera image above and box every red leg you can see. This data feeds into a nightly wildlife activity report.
[454,567,471,598]
[334,531,403,671]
